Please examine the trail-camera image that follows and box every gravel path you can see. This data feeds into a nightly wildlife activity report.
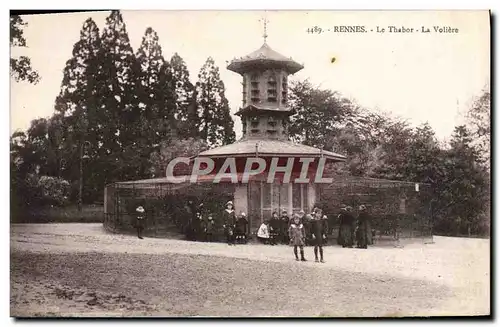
[10,223,490,317]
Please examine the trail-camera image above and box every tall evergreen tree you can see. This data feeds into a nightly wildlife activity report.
[135,27,174,177]
[170,53,199,139]
[96,10,141,181]
[53,18,102,202]
[195,57,235,147]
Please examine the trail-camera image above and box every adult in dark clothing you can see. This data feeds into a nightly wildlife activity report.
[135,205,145,239]
[356,205,370,249]
[235,212,249,244]
[192,212,204,241]
[338,205,355,248]
[222,201,236,245]
[184,200,196,240]
[310,209,327,263]
[280,209,290,244]
[268,212,280,246]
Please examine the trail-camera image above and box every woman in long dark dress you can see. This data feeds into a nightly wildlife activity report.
[222,201,236,246]
[356,205,370,249]
[338,205,355,248]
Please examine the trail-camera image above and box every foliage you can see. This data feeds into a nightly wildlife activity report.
[465,86,490,166]
[10,15,40,83]
[170,53,199,139]
[195,57,235,147]
[149,137,209,177]
[288,79,355,148]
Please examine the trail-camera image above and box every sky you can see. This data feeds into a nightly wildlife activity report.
[10,10,490,142]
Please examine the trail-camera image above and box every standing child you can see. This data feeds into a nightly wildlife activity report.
[235,212,249,244]
[310,208,326,263]
[205,215,215,242]
[289,214,307,261]
[135,205,145,239]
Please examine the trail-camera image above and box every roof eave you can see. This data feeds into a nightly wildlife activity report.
[235,106,296,117]
[227,60,303,74]
[195,152,346,161]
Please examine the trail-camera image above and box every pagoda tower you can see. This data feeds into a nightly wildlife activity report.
[193,24,346,231]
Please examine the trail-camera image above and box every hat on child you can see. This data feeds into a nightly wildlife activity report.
[136,206,145,213]
[225,201,234,207]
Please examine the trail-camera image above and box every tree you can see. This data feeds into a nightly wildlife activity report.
[10,14,39,83]
[195,57,235,147]
[135,27,175,178]
[404,123,443,183]
[96,10,141,182]
[465,86,490,166]
[52,18,103,206]
[170,53,199,139]
[288,80,355,148]
[149,137,209,178]
[431,126,489,236]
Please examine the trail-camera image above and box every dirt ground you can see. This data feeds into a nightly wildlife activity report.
[10,223,490,317]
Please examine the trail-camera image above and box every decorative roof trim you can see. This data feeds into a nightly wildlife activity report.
[235,105,295,116]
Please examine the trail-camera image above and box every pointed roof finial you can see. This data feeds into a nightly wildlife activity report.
[259,14,269,43]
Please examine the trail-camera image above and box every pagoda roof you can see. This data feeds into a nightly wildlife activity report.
[227,43,304,74]
[235,104,295,116]
[195,139,346,161]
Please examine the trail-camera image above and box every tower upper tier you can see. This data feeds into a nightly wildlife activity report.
[227,43,304,75]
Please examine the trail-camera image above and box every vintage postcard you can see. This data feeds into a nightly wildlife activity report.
[10,10,490,318]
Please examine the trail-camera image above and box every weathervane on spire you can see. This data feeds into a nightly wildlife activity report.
[259,14,269,43]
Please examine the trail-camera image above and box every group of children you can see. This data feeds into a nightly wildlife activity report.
[257,208,329,263]
[134,201,371,264]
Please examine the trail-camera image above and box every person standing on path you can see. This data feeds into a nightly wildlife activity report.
[222,201,236,246]
[310,208,326,263]
[280,209,290,244]
[268,211,280,246]
[289,214,307,261]
[135,205,145,239]
[356,205,370,249]
[338,205,355,248]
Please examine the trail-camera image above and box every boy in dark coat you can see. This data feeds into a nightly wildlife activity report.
[310,208,326,262]
[289,214,307,261]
